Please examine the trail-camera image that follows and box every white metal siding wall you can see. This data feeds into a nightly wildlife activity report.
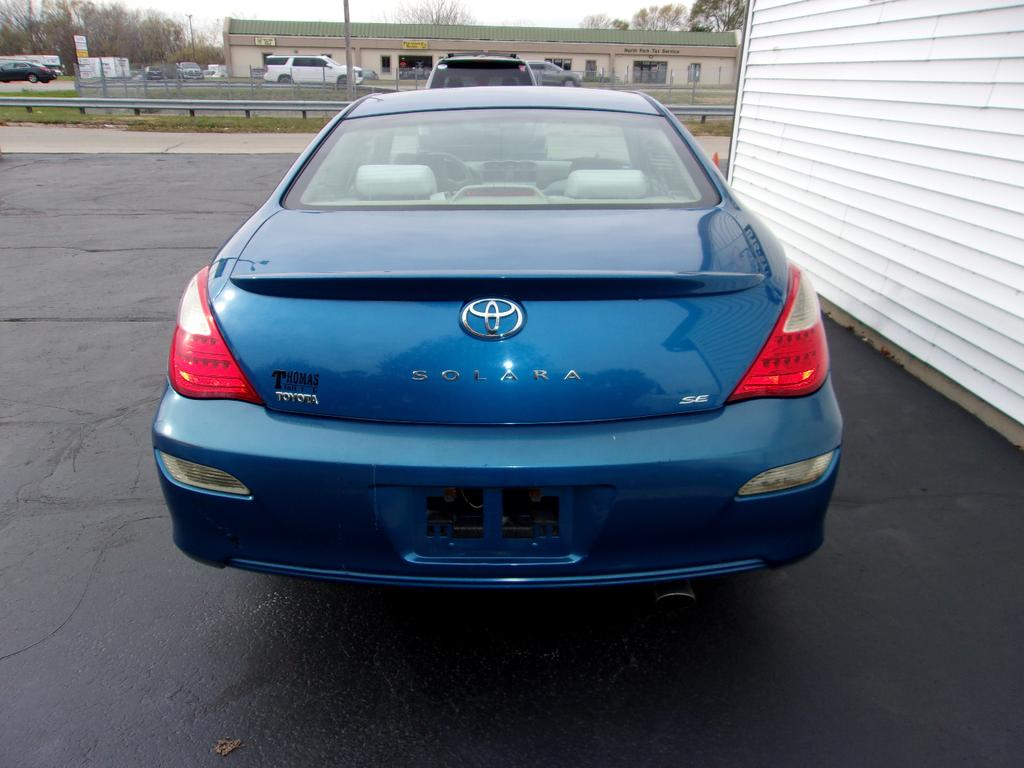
[729,0,1024,425]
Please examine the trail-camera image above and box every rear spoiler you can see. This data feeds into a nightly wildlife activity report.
[229,270,765,300]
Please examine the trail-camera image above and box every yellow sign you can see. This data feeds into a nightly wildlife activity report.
[254,36,276,46]
[402,41,429,49]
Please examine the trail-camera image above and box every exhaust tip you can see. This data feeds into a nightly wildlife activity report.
[653,579,696,607]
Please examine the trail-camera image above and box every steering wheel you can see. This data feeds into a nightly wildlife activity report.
[418,152,480,191]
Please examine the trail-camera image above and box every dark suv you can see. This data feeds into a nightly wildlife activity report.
[426,54,536,88]
[144,64,177,80]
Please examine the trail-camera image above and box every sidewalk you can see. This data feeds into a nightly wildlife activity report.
[0,124,731,158]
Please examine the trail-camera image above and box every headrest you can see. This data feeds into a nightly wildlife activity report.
[564,169,647,200]
[354,164,437,200]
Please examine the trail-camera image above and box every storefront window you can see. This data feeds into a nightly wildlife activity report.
[381,55,391,74]
[545,58,573,71]
[632,60,667,84]
[399,54,433,79]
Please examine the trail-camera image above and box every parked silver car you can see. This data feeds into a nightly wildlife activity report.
[527,61,581,87]
[177,62,204,80]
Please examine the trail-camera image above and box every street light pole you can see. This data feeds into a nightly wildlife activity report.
[343,0,355,101]
[187,14,196,61]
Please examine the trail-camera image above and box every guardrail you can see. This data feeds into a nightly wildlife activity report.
[3,97,353,119]
[1,97,734,122]
[670,105,734,122]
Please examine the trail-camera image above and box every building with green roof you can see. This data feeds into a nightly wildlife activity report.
[223,18,740,85]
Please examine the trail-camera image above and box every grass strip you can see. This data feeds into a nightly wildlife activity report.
[0,107,327,132]
[0,89,79,98]
[0,105,733,136]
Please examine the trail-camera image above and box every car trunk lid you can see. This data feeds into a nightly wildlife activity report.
[214,208,784,424]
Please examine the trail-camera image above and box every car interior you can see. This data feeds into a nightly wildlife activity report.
[292,111,709,207]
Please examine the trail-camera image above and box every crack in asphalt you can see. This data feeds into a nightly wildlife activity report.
[0,158,48,172]
[0,246,220,252]
[0,316,168,323]
[0,209,251,217]
[0,396,98,419]
[0,515,165,665]
[829,489,1024,506]
[4,396,162,514]
[8,498,161,514]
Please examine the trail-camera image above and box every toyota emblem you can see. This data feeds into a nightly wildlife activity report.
[460,298,525,340]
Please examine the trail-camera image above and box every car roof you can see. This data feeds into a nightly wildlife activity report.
[442,53,521,62]
[348,87,660,118]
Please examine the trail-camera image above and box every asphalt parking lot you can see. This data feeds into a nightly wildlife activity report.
[2,154,1022,767]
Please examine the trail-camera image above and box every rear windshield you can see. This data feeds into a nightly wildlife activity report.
[285,108,719,209]
[430,61,532,88]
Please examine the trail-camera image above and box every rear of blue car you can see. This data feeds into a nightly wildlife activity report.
[152,89,842,588]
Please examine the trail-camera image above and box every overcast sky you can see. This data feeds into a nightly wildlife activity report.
[119,1,639,33]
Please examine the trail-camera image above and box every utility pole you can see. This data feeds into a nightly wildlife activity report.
[187,14,196,61]
[343,0,355,101]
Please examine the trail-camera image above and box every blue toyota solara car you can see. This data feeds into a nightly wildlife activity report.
[152,87,842,589]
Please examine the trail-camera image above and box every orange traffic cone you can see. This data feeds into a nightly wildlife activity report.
[712,152,720,169]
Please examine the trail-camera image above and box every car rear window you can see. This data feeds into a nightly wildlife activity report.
[285,108,719,209]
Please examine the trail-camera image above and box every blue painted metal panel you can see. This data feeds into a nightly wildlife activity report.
[213,206,786,423]
[153,383,841,587]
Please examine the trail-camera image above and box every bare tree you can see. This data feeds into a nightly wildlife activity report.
[630,4,688,31]
[390,0,476,25]
[581,13,631,30]
[0,1,200,68]
[688,0,746,31]
[580,13,611,28]
[0,0,38,51]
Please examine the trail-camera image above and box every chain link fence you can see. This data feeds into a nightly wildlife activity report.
[72,63,431,102]
[72,62,733,106]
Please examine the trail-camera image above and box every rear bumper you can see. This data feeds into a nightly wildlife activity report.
[152,381,842,588]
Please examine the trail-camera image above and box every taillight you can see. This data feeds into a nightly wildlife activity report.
[168,266,262,404]
[727,264,829,403]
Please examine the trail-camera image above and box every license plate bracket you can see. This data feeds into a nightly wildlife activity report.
[500,488,559,539]
[417,486,570,558]
[372,484,615,564]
